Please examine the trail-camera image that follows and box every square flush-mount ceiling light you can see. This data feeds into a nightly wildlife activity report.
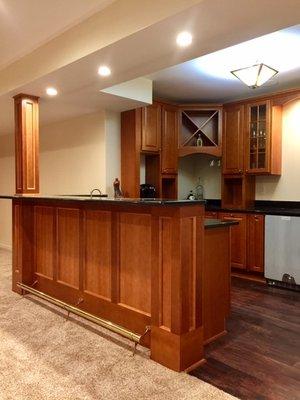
[231,63,278,89]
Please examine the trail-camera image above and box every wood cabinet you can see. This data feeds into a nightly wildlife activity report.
[245,100,282,175]
[179,105,222,158]
[219,211,265,273]
[247,214,265,273]
[222,104,244,175]
[141,103,161,152]
[161,104,179,174]
[219,212,247,270]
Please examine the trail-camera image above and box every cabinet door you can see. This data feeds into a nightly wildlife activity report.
[245,101,271,174]
[247,214,264,273]
[223,105,244,175]
[161,105,178,174]
[141,103,161,152]
[219,212,247,270]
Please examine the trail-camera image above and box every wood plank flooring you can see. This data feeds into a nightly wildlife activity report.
[191,277,300,400]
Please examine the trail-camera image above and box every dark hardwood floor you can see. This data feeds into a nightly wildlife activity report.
[191,277,300,400]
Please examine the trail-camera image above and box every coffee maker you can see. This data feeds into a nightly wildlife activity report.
[140,184,156,198]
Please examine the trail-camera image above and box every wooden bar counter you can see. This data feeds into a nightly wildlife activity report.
[0,195,234,372]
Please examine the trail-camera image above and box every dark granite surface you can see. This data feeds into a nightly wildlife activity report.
[0,194,205,206]
[204,218,239,229]
[205,199,300,216]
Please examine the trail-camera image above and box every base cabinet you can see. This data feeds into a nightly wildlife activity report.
[219,213,247,270]
[247,214,265,273]
[206,211,265,273]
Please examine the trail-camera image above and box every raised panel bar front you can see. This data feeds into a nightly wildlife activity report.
[119,212,151,315]
[34,206,55,280]
[84,210,112,300]
[57,207,80,289]
[11,197,216,372]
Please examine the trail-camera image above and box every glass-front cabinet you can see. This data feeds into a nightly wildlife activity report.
[246,100,270,174]
[245,99,282,175]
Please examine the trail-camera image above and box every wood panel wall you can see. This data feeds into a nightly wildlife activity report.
[12,199,205,372]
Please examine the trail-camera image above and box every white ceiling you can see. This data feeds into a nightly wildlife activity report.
[148,25,300,103]
[0,0,114,70]
[1,0,300,135]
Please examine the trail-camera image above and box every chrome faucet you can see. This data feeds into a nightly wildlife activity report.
[90,188,102,199]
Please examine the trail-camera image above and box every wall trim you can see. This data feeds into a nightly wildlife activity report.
[0,243,12,251]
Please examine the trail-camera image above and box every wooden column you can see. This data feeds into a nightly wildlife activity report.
[151,204,205,371]
[14,94,40,194]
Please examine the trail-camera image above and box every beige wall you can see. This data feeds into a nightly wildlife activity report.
[256,99,300,200]
[0,133,14,250]
[178,99,300,201]
[178,155,221,199]
[0,110,121,249]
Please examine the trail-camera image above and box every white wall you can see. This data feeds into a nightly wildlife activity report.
[178,155,221,199]
[105,111,121,197]
[0,110,121,249]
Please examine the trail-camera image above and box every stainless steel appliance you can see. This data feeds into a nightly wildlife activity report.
[265,215,300,291]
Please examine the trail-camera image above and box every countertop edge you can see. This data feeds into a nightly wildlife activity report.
[0,195,205,206]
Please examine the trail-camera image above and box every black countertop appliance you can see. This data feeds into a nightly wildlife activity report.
[140,184,156,198]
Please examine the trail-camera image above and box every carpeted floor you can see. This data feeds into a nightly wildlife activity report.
[0,249,238,400]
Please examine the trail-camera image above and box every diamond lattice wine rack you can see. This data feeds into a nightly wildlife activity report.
[179,105,222,157]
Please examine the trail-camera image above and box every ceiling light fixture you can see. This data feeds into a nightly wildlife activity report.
[231,63,278,89]
[46,87,58,96]
[98,65,111,77]
[176,31,192,47]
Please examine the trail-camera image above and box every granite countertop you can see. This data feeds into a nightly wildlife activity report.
[205,200,300,217]
[0,194,205,206]
[204,218,239,229]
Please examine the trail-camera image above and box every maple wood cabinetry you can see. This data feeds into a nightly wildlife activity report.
[219,213,247,270]
[141,103,161,152]
[245,100,282,175]
[247,214,265,273]
[121,102,179,199]
[161,104,179,174]
[217,211,265,273]
[222,104,244,175]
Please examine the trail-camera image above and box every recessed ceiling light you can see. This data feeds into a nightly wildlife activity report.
[176,31,192,47]
[46,87,58,96]
[98,65,111,77]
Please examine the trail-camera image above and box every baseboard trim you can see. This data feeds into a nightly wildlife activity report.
[0,243,12,251]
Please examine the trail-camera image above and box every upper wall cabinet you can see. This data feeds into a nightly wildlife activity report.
[179,105,222,158]
[245,100,282,175]
[222,104,244,175]
[161,104,179,175]
[141,103,161,152]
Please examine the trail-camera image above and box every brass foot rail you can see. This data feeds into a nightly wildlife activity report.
[17,282,144,344]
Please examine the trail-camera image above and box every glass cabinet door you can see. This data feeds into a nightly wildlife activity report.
[248,102,268,172]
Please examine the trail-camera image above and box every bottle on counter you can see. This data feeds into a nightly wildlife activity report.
[113,178,123,198]
[194,178,204,200]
